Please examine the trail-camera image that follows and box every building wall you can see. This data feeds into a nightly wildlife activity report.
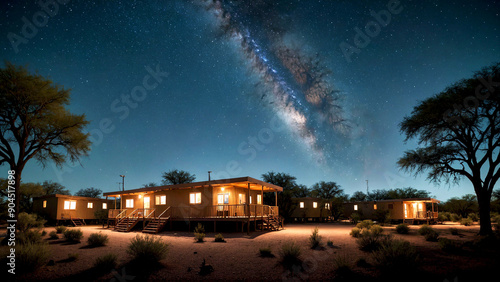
[33,196,112,220]
[344,200,429,220]
[291,198,330,219]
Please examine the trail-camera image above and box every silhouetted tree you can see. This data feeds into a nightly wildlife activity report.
[293,184,311,198]
[40,180,70,195]
[142,182,158,188]
[350,191,367,201]
[0,63,91,221]
[442,194,478,218]
[398,62,500,235]
[75,187,102,198]
[161,169,196,185]
[261,171,297,221]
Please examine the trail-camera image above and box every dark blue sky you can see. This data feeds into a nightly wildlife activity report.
[1,0,499,200]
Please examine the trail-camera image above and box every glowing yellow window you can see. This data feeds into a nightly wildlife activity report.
[102,203,107,209]
[64,200,76,210]
[87,202,93,208]
[257,194,262,205]
[354,204,358,211]
[374,204,377,210]
[125,199,134,208]
[299,202,305,208]
[43,200,47,208]
[190,192,201,204]
[313,202,318,208]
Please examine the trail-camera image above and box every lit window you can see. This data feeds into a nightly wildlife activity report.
[238,194,246,204]
[325,203,330,210]
[374,204,377,210]
[87,202,93,208]
[300,202,305,208]
[64,200,76,210]
[43,200,47,208]
[190,192,201,204]
[354,204,358,211]
[102,203,107,209]
[418,203,423,210]
[257,194,262,205]
[313,202,318,208]
[126,199,134,208]
[217,193,229,204]
[155,195,166,205]
[250,196,252,204]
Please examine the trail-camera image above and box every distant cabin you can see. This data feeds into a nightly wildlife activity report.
[291,197,332,222]
[33,194,114,225]
[103,176,284,233]
[343,198,440,224]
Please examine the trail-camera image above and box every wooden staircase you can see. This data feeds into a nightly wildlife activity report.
[114,217,140,232]
[262,215,282,231]
[71,218,86,227]
[142,207,171,234]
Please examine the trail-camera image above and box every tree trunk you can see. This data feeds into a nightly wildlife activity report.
[477,190,492,235]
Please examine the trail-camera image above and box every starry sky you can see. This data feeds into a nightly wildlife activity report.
[1,0,499,201]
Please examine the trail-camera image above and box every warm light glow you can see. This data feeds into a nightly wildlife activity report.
[156,195,166,205]
[87,202,93,208]
[300,202,304,208]
[102,203,107,209]
[313,202,318,208]
[221,187,225,191]
[190,192,202,204]
[138,194,142,199]
[64,200,76,210]
[43,200,47,208]
[143,196,150,208]
[126,199,134,208]
[354,204,358,211]
[374,204,377,210]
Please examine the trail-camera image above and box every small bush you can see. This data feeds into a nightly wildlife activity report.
[194,223,205,242]
[396,224,409,234]
[424,229,440,242]
[17,230,43,245]
[356,230,386,252]
[87,232,109,247]
[439,238,461,253]
[127,234,168,263]
[280,241,302,269]
[450,213,461,222]
[41,230,47,236]
[417,224,433,236]
[17,242,50,272]
[468,213,479,222]
[94,253,118,272]
[372,239,418,273]
[259,247,273,257]
[214,233,225,242]
[327,240,334,247]
[449,228,460,236]
[333,254,351,275]
[438,212,450,222]
[351,212,361,224]
[309,227,322,249]
[371,224,383,236]
[350,227,361,238]
[67,253,79,262]
[64,229,83,242]
[55,226,67,234]
[17,212,46,233]
[356,257,370,268]
[49,231,58,240]
[460,217,473,226]
[356,220,374,230]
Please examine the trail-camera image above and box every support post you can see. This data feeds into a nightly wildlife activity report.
[247,183,250,234]
[261,185,264,231]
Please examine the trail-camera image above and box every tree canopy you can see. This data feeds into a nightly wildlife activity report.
[0,62,91,220]
[398,62,500,235]
[75,187,102,198]
[349,187,430,201]
[161,169,196,185]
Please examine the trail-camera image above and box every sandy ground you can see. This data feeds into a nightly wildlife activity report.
[2,222,498,281]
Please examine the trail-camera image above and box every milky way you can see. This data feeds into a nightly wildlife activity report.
[200,0,351,165]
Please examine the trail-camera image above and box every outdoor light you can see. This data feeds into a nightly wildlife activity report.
[221,187,225,191]
[139,194,142,199]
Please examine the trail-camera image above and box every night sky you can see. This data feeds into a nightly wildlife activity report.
[1,0,499,201]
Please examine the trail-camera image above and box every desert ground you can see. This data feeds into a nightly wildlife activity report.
[2,222,499,281]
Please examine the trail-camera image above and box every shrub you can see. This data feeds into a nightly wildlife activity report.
[371,224,383,236]
[41,230,47,236]
[87,232,109,247]
[17,242,50,272]
[439,238,461,253]
[17,212,46,233]
[214,233,225,242]
[450,213,461,222]
[449,228,460,236]
[396,224,409,234]
[194,223,205,242]
[63,229,83,243]
[55,226,67,234]
[351,212,361,224]
[460,217,473,226]
[350,227,361,238]
[356,220,374,230]
[373,210,390,224]
[417,224,433,236]
[94,253,118,271]
[280,241,302,269]
[49,231,58,240]
[333,254,351,275]
[259,247,273,257]
[424,229,440,242]
[17,230,43,245]
[468,213,479,222]
[356,229,387,252]
[372,239,418,273]
[309,227,322,249]
[327,240,334,247]
[67,253,79,262]
[356,257,370,268]
[127,234,168,263]
[438,212,450,222]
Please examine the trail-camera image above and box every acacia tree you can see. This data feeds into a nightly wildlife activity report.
[398,62,500,235]
[261,171,298,221]
[75,187,102,198]
[161,169,196,185]
[311,181,344,221]
[0,63,91,221]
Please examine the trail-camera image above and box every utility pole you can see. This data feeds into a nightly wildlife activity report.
[366,180,369,194]
[208,171,212,181]
[120,175,125,191]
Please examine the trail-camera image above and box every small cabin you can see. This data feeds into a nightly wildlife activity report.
[291,197,332,222]
[343,198,440,224]
[33,194,114,225]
